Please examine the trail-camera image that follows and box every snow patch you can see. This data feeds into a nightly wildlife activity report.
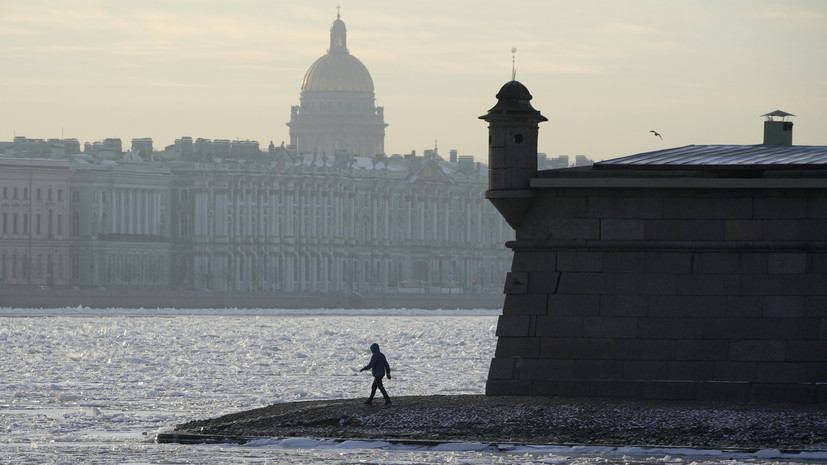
[431,442,492,452]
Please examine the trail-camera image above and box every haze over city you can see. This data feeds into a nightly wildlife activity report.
[2,0,826,162]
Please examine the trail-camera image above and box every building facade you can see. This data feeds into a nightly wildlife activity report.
[0,146,510,294]
[169,154,509,294]
[69,162,172,290]
[0,158,72,288]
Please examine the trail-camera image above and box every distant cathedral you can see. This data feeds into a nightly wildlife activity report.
[287,11,387,157]
[0,10,512,297]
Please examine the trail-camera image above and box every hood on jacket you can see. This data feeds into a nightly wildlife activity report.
[370,343,380,353]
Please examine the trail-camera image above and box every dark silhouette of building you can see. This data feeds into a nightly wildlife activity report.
[482,79,827,403]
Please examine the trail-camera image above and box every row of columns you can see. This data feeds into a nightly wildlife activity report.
[101,188,163,236]
[192,184,503,247]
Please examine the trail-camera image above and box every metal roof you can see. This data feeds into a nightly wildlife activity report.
[762,110,795,118]
[595,145,827,168]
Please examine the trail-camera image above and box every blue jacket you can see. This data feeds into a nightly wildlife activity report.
[363,343,391,377]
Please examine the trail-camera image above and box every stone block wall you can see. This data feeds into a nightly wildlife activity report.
[487,186,827,402]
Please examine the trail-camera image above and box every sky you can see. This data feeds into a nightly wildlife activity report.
[1,0,826,163]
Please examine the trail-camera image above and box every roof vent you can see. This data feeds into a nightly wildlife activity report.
[457,155,475,173]
[762,110,794,145]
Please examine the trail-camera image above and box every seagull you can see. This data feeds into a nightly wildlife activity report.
[650,130,662,140]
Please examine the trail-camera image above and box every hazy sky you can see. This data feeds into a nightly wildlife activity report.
[2,1,826,162]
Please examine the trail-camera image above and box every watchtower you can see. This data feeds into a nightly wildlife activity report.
[479,81,546,228]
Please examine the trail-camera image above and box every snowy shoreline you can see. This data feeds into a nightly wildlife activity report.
[170,395,827,452]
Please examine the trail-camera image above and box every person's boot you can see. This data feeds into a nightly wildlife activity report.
[384,398,392,405]
[364,398,373,405]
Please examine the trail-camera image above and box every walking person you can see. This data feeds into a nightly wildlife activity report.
[359,343,391,405]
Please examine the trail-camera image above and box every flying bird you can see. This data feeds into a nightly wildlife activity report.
[650,130,662,140]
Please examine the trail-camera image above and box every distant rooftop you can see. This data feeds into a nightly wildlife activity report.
[595,144,827,169]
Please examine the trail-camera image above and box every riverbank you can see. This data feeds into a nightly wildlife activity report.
[0,288,503,309]
[166,395,827,451]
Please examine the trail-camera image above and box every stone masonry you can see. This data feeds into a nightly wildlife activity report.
[481,81,827,403]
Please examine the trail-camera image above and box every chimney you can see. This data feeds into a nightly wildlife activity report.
[762,110,794,145]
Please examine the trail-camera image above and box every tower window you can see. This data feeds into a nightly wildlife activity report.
[513,134,524,144]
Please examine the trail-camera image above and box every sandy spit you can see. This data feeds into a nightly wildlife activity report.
[170,395,827,450]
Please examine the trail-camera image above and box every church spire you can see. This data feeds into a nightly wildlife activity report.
[330,7,348,53]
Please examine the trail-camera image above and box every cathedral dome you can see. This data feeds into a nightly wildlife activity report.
[300,13,374,93]
[301,53,374,92]
[288,11,386,158]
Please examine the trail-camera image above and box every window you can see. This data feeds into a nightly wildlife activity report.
[13,213,17,235]
[48,188,52,201]
[37,188,41,201]
[72,190,80,202]
[179,213,189,237]
[2,187,6,199]
[58,189,62,201]
[23,188,28,200]
[2,212,6,234]
[72,211,79,236]
[36,213,41,235]
[13,187,18,200]
[23,213,28,234]
[57,214,63,236]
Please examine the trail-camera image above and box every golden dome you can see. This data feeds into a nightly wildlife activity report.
[300,13,374,93]
[301,52,374,92]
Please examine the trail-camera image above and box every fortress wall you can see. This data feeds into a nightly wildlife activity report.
[486,185,827,403]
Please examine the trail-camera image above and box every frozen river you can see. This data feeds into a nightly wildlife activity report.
[0,307,822,464]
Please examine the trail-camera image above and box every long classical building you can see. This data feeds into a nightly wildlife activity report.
[0,145,510,294]
[170,153,508,293]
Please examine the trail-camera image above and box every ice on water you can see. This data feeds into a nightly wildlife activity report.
[1,307,822,464]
